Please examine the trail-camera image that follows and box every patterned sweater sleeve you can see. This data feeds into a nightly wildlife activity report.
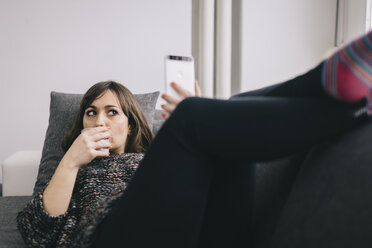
[16,188,76,248]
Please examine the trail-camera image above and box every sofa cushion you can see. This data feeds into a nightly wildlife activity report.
[272,119,372,248]
[252,152,306,248]
[153,109,165,135]
[33,91,159,195]
[0,196,33,248]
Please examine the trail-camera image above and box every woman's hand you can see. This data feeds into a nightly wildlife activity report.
[43,126,111,216]
[161,80,201,119]
[63,126,112,169]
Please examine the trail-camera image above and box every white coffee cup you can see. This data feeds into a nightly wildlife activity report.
[81,128,110,153]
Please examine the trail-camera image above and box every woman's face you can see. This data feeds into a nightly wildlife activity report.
[83,90,130,154]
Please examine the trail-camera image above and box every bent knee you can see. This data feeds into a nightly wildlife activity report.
[166,97,206,135]
[173,97,201,116]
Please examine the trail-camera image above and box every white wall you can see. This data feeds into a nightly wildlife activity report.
[0,0,191,183]
[344,0,369,43]
[241,0,338,91]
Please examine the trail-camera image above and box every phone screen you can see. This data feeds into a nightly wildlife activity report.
[165,55,195,98]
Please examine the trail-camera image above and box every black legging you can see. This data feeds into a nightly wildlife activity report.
[90,63,367,248]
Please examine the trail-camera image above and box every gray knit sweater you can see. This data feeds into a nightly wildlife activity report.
[17,153,144,248]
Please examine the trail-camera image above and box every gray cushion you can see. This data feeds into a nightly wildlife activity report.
[33,91,159,196]
[0,196,33,247]
[153,109,165,135]
[272,120,372,248]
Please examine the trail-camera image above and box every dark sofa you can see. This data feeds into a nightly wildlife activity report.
[2,110,372,247]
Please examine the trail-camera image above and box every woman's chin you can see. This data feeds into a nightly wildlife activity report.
[108,149,123,155]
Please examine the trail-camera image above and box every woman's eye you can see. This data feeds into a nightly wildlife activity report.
[86,110,96,116]
[108,110,118,116]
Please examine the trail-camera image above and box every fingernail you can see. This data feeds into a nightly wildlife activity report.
[161,113,166,118]
[171,82,176,86]
[161,104,165,108]
[161,94,166,98]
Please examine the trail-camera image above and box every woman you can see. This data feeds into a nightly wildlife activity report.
[17,81,153,247]
[19,30,372,248]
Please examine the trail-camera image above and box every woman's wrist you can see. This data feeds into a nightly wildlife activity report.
[42,156,80,216]
[59,155,80,172]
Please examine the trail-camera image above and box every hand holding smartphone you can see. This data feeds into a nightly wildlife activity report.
[165,55,195,98]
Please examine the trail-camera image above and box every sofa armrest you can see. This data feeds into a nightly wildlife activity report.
[2,150,41,196]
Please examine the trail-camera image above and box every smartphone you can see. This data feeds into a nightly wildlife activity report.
[165,55,195,98]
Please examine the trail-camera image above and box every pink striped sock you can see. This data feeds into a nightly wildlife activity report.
[322,30,372,114]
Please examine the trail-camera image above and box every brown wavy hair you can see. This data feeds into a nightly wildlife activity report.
[61,81,153,153]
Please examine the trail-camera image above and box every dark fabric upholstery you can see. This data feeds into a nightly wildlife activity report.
[252,152,307,248]
[272,119,372,248]
[0,196,32,248]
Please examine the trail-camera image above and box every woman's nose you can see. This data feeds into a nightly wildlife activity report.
[95,113,106,127]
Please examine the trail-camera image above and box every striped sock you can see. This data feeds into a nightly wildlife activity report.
[322,31,372,114]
